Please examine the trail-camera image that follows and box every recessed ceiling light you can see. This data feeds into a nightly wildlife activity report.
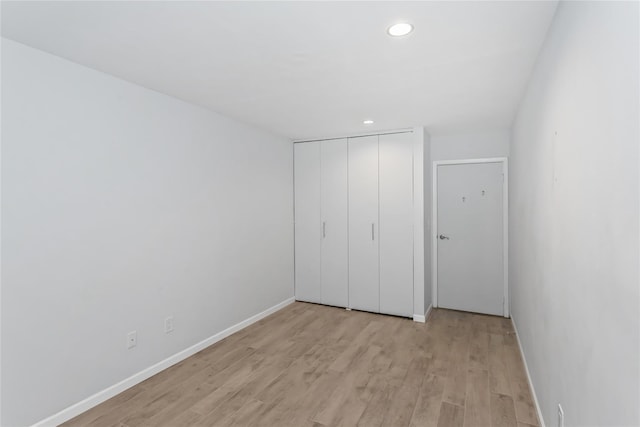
[387,22,413,37]
[363,120,374,125]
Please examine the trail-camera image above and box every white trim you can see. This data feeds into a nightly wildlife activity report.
[431,157,509,317]
[31,297,296,427]
[502,159,509,317]
[432,157,507,166]
[412,127,426,319]
[425,303,433,321]
[293,128,414,144]
[413,304,433,323]
[431,164,438,308]
[511,316,546,427]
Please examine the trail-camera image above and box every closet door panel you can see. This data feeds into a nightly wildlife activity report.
[348,136,379,313]
[321,139,349,307]
[379,133,414,317]
[294,142,321,303]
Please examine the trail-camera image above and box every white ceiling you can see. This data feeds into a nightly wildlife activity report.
[1,1,558,140]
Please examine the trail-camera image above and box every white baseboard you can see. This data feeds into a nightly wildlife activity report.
[511,315,546,427]
[413,304,433,323]
[425,304,433,321]
[32,297,296,427]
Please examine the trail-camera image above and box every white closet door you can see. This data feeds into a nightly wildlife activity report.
[348,135,379,313]
[379,133,414,317]
[321,139,349,307]
[294,142,321,303]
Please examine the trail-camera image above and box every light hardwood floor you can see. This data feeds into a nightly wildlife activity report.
[63,302,539,427]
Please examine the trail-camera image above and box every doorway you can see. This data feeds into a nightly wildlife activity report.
[432,158,508,317]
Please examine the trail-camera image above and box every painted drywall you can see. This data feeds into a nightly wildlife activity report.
[431,129,509,161]
[510,2,639,426]
[1,39,294,426]
[412,127,427,320]
[423,132,432,313]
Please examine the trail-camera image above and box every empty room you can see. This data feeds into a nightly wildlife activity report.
[1,1,638,426]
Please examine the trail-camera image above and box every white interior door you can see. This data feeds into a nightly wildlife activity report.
[379,133,414,317]
[294,142,321,303]
[348,135,379,313]
[320,139,348,307]
[437,161,504,316]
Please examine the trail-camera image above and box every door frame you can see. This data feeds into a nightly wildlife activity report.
[431,157,509,317]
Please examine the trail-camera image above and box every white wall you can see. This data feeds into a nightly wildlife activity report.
[412,128,426,319]
[407,127,433,320]
[431,129,509,161]
[510,2,639,426]
[1,39,294,427]
[423,131,432,313]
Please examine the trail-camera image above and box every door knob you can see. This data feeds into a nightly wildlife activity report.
[439,234,450,240]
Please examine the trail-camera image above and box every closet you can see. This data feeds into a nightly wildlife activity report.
[294,138,348,307]
[294,131,420,318]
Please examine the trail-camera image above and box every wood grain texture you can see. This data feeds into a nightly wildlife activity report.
[437,402,465,427]
[62,303,538,427]
[491,393,519,427]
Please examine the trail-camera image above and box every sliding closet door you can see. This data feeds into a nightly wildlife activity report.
[321,139,349,307]
[348,135,379,312]
[294,142,321,303]
[379,133,414,317]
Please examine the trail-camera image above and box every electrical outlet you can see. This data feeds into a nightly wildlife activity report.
[557,404,564,427]
[127,331,137,349]
[165,316,174,333]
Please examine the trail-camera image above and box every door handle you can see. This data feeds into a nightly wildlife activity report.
[439,234,450,240]
[372,223,375,241]
[322,222,326,238]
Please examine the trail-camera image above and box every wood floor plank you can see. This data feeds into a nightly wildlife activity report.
[312,372,359,425]
[437,401,465,427]
[511,380,539,426]
[356,381,390,427]
[491,393,519,427]
[426,311,457,378]
[463,369,491,427]
[409,374,446,427]
[218,397,264,426]
[328,320,383,372]
[442,333,471,407]
[286,369,343,426]
[488,333,512,396]
[61,304,539,427]
[155,409,201,427]
[381,383,420,427]
[468,318,490,372]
